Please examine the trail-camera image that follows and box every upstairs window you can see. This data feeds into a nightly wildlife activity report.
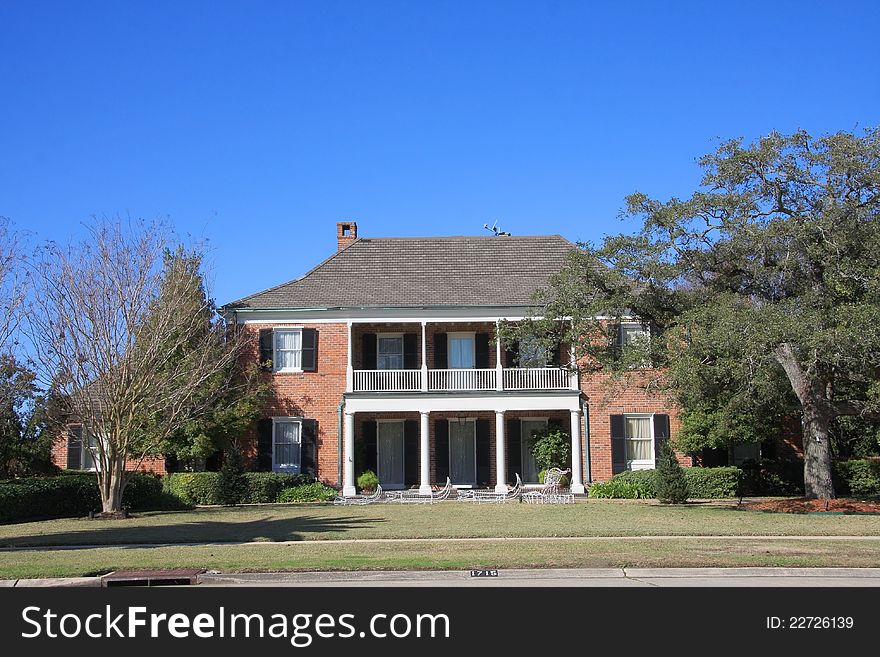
[377,334,404,370]
[448,333,475,369]
[274,329,302,371]
[620,323,649,347]
[519,336,550,368]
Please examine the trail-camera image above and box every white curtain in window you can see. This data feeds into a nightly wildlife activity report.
[275,330,302,370]
[449,420,476,484]
[449,337,474,369]
[377,422,405,485]
[274,421,301,471]
[625,416,652,461]
[378,337,404,370]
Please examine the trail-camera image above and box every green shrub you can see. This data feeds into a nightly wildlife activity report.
[738,459,804,496]
[528,425,571,472]
[834,459,880,497]
[655,442,689,503]
[684,467,741,498]
[218,447,248,506]
[245,473,312,503]
[589,470,656,498]
[162,472,221,505]
[276,482,337,503]
[0,473,182,523]
[357,470,378,492]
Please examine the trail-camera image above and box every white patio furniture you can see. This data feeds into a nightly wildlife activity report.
[457,474,522,503]
[385,477,453,504]
[521,467,575,504]
[332,484,383,505]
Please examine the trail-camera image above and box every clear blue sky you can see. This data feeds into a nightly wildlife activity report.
[1,0,878,305]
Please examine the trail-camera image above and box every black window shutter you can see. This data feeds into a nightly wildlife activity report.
[404,419,419,486]
[259,329,273,370]
[362,420,378,474]
[301,329,318,372]
[610,415,626,474]
[300,419,318,478]
[653,414,670,464]
[434,332,447,369]
[257,419,273,472]
[434,419,449,482]
[506,419,521,483]
[475,419,490,486]
[551,343,562,366]
[403,334,418,370]
[67,426,83,470]
[474,333,490,368]
[609,323,622,357]
[362,333,377,370]
[504,341,519,368]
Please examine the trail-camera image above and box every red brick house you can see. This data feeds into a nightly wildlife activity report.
[53,221,687,492]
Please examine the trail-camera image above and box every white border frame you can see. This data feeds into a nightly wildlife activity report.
[376,419,406,489]
[622,412,655,471]
[272,328,304,373]
[447,332,476,370]
[271,417,303,473]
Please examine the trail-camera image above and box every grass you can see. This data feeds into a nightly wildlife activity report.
[2,500,879,578]
[2,500,880,549]
[3,538,880,579]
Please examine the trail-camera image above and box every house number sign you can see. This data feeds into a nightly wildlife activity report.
[470,569,499,577]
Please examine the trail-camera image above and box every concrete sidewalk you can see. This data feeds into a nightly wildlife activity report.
[5,568,880,588]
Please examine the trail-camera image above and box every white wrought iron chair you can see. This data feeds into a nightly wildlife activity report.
[521,468,574,504]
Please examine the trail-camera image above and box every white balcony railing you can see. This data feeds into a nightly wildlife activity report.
[428,368,496,391]
[352,369,423,392]
[503,367,572,390]
[350,367,574,392]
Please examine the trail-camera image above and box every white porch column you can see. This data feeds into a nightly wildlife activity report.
[343,411,356,497]
[346,321,354,392]
[494,410,507,493]
[420,321,428,392]
[419,410,432,495]
[570,409,585,494]
[495,320,504,391]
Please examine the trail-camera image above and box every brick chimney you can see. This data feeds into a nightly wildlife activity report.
[336,221,358,251]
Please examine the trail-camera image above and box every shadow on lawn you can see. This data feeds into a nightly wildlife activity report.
[1,511,385,549]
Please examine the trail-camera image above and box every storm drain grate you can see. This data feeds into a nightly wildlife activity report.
[101,568,205,587]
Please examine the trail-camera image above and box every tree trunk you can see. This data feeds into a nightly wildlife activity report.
[97,465,126,513]
[774,344,835,499]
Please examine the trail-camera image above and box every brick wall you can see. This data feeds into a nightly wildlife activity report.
[50,425,167,474]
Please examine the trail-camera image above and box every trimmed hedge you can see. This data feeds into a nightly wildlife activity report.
[0,473,181,523]
[161,472,316,506]
[276,482,338,503]
[834,459,880,497]
[588,467,742,499]
[738,459,804,496]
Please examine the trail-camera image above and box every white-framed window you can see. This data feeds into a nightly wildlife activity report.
[448,332,475,369]
[620,323,649,347]
[272,418,302,473]
[377,333,404,370]
[273,329,303,372]
[81,432,106,471]
[624,414,654,470]
[520,417,548,483]
[519,336,549,368]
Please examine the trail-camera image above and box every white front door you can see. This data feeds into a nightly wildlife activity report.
[377,421,405,488]
[520,418,547,483]
[449,419,476,486]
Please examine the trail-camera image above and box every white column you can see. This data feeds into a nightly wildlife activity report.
[495,320,504,391]
[346,321,354,392]
[343,411,356,496]
[419,410,432,495]
[570,409,585,494]
[494,410,507,493]
[568,332,579,390]
[420,321,428,392]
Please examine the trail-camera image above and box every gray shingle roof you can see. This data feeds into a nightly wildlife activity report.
[226,234,575,309]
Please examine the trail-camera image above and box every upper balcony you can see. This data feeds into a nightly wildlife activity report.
[345,321,577,393]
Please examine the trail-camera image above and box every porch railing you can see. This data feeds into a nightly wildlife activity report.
[428,368,496,391]
[352,369,423,392]
[503,367,572,390]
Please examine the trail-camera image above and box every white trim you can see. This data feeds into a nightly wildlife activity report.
[448,417,478,487]
[447,332,476,369]
[344,391,582,414]
[623,412,655,470]
[377,333,405,371]
[272,327,304,373]
[271,417,303,474]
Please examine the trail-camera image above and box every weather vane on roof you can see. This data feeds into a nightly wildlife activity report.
[483,220,511,236]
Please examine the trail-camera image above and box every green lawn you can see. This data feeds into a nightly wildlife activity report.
[2,500,879,578]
